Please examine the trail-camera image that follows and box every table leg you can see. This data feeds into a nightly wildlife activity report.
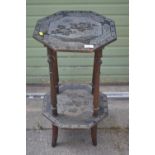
[55,52,59,93]
[91,125,97,146]
[47,48,58,116]
[92,52,95,94]
[52,125,58,147]
[92,49,102,116]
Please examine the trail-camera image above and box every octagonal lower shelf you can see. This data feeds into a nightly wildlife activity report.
[42,84,108,129]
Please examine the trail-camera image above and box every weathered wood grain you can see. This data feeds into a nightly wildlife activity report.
[33,11,117,52]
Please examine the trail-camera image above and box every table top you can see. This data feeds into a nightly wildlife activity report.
[33,11,117,52]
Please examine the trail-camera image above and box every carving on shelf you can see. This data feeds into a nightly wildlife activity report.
[42,84,108,129]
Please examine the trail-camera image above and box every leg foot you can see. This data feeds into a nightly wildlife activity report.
[91,125,97,146]
[52,125,58,147]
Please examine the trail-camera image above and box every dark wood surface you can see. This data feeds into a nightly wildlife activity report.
[92,48,102,116]
[51,125,58,147]
[54,52,59,94]
[47,48,58,116]
[91,125,97,146]
[33,11,117,52]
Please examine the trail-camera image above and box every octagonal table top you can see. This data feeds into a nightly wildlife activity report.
[33,11,117,52]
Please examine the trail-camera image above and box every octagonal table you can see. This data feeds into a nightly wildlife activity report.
[33,11,117,147]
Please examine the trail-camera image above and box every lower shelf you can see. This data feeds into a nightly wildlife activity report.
[42,84,108,129]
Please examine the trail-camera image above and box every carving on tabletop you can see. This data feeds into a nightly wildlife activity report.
[33,11,117,51]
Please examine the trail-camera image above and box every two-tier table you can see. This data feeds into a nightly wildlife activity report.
[33,11,117,147]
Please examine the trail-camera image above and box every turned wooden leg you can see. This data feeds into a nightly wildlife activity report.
[92,52,95,94]
[91,125,97,146]
[54,52,59,94]
[92,49,102,116]
[47,48,58,116]
[52,125,58,147]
